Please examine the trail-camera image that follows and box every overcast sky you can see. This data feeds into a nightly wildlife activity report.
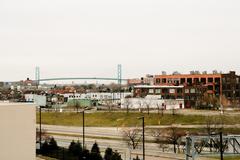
[0,0,240,81]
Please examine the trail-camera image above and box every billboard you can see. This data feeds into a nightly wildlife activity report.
[34,95,46,107]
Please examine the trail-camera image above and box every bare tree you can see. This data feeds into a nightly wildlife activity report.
[156,102,164,116]
[201,92,220,109]
[144,100,152,115]
[124,98,132,114]
[121,128,142,150]
[205,116,224,136]
[137,100,144,113]
[108,83,121,92]
[171,105,176,116]
[152,127,185,153]
[105,99,113,112]
[74,100,81,113]
[220,95,229,114]
[205,116,224,152]
[164,126,186,153]
[152,129,168,152]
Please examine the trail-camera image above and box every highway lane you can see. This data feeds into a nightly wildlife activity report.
[39,125,187,160]
[39,125,222,160]
[53,135,185,160]
[40,124,156,140]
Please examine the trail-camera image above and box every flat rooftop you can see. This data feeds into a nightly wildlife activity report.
[134,85,184,89]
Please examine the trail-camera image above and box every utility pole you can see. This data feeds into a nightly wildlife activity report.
[138,116,145,160]
[39,106,42,151]
[117,64,122,106]
[82,110,85,149]
[220,132,223,160]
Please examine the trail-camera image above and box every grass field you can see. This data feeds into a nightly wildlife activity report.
[36,111,240,128]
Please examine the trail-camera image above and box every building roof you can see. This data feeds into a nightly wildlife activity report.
[134,85,184,89]
[154,74,221,79]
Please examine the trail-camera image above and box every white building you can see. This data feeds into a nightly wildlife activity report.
[63,92,132,102]
[0,103,36,160]
[121,95,184,110]
[25,94,35,102]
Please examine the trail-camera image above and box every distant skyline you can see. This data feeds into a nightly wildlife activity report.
[1,0,240,81]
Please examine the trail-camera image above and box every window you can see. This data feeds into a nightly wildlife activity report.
[169,89,175,94]
[174,80,179,84]
[149,89,154,94]
[155,89,161,94]
[162,78,166,83]
[194,78,199,84]
[180,78,186,84]
[215,78,220,84]
[162,88,168,93]
[177,89,182,93]
[208,85,213,90]
[156,78,161,84]
[208,78,213,83]
[187,78,192,84]
[185,89,189,93]
[236,92,240,97]
[190,89,195,93]
[201,78,206,84]
[222,78,226,83]
[226,77,230,82]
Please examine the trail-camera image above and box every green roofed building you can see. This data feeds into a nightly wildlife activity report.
[67,99,98,108]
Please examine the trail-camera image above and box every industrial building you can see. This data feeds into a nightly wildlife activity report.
[129,71,240,108]
[63,92,132,106]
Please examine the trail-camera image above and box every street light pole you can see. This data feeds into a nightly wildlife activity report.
[220,132,223,160]
[211,132,224,160]
[138,116,145,160]
[39,106,42,151]
[82,110,85,149]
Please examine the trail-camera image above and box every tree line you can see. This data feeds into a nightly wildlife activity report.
[38,137,122,160]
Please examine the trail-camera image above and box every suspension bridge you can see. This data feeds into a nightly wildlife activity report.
[34,64,127,85]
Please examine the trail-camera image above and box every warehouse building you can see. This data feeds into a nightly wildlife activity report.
[129,71,240,108]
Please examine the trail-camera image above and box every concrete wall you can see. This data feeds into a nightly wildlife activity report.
[0,103,36,160]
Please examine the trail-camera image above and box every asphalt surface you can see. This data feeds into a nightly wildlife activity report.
[39,124,227,160]
[40,124,187,160]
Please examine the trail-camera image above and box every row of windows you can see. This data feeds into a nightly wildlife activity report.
[155,78,221,84]
[222,77,240,83]
[224,92,240,98]
[147,88,196,94]
[222,84,240,90]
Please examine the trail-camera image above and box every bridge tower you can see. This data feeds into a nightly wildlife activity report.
[117,64,122,102]
[117,64,122,85]
[35,66,40,85]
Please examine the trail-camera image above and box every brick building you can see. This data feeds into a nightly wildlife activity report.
[222,71,240,103]
[130,71,240,108]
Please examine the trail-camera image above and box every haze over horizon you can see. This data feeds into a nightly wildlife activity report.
[1,0,240,81]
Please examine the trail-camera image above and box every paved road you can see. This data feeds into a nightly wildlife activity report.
[40,124,240,138]
[39,124,232,160]
[39,124,187,160]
